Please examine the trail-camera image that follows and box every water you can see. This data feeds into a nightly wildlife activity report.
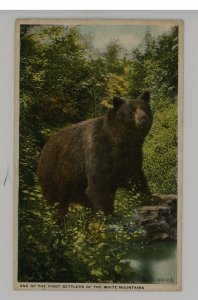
[126,241,177,284]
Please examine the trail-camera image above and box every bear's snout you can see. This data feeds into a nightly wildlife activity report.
[139,114,148,124]
[135,108,149,127]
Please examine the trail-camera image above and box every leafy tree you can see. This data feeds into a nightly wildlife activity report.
[103,39,125,75]
[127,29,157,98]
[128,27,178,105]
[101,73,128,109]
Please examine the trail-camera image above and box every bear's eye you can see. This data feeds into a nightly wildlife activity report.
[139,105,150,114]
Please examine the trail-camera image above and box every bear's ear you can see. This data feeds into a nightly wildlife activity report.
[113,95,124,109]
[138,91,150,102]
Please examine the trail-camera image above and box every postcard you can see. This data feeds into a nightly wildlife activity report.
[14,18,183,291]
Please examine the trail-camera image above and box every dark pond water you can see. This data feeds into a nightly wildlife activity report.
[126,241,177,284]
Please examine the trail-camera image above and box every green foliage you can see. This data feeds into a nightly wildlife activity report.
[144,102,177,194]
[103,39,125,74]
[18,184,143,282]
[101,73,129,109]
[128,27,178,103]
[18,24,178,282]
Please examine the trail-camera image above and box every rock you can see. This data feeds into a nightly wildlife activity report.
[135,194,177,241]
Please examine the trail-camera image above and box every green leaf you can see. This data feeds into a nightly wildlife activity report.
[91,268,103,277]
[114,265,122,274]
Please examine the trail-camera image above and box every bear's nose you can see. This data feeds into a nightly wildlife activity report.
[139,115,148,123]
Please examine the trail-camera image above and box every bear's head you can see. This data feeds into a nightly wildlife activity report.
[109,92,153,138]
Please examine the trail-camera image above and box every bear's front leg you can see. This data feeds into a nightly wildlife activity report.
[136,170,151,196]
[135,171,161,204]
[130,170,152,204]
[86,184,116,215]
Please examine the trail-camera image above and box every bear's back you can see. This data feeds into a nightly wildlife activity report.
[38,116,104,201]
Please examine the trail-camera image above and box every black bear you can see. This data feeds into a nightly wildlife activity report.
[38,91,153,218]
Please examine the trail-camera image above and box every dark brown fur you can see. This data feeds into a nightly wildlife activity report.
[38,92,153,218]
